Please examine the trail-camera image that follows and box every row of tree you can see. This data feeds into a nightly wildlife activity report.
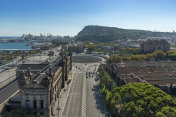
[86,43,140,55]
[98,66,176,117]
[106,50,176,63]
[0,49,44,66]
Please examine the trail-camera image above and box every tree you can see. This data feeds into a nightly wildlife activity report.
[98,65,176,117]
[48,51,54,57]
[156,106,176,117]
[166,50,176,60]
[151,50,166,60]
[87,44,95,51]
[122,56,130,62]
[83,42,87,49]
[106,55,121,63]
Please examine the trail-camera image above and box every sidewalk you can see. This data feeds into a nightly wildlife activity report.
[58,82,70,117]
[57,68,76,117]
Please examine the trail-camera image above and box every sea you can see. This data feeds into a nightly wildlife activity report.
[0,43,32,50]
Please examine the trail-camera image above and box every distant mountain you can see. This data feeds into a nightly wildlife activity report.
[76,25,175,42]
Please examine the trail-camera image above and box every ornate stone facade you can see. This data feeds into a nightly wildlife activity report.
[17,52,72,117]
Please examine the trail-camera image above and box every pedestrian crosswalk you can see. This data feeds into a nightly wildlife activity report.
[82,74,87,117]
[82,96,86,117]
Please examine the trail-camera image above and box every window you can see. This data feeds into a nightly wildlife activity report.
[34,112,37,116]
[33,100,37,109]
[25,100,30,108]
[38,91,44,95]
[51,106,54,115]
[33,91,37,95]
[25,91,30,95]
[40,100,44,109]
[40,112,44,116]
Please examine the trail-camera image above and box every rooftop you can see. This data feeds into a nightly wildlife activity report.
[116,61,176,87]
[17,64,49,71]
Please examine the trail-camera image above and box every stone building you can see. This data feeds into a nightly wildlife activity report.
[17,52,72,117]
[101,46,114,51]
[105,61,176,94]
[68,43,84,53]
[16,64,49,78]
[140,39,170,53]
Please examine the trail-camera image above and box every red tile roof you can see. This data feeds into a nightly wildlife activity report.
[115,61,176,86]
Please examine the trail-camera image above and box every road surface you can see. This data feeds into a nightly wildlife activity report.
[60,62,106,117]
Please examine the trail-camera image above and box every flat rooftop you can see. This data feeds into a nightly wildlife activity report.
[17,64,49,71]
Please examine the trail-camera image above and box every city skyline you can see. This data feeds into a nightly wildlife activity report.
[0,0,176,36]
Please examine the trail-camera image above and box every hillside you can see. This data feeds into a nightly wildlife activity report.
[76,25,175,42]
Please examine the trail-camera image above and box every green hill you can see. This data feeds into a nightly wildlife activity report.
[76,25,175,42]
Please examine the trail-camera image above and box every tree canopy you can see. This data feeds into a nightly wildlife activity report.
[48,51,54,57]
[98,66,176,117]
[106,50,176,63]
[85,43,140,55]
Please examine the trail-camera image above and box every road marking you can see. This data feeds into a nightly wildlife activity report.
[82,65,87,117]
[72,93,80,95]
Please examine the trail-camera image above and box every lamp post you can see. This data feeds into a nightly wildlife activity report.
[57,93,60,117]
[56,107,60,117]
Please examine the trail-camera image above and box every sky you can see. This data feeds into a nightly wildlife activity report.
[0,0,176,36]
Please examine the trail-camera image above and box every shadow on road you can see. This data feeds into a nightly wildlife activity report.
[92,83,106,116]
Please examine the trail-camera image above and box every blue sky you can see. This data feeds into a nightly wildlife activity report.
[0,0,176,36]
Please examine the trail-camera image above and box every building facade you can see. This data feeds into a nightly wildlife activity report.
[16,64,49,78]
[17,52,72,117]
[140,39,170,53]
[68,43,84,53]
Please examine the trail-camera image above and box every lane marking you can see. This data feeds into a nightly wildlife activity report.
[72,93,80,95]
[82,64,87,117]
[64,63,84,117]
